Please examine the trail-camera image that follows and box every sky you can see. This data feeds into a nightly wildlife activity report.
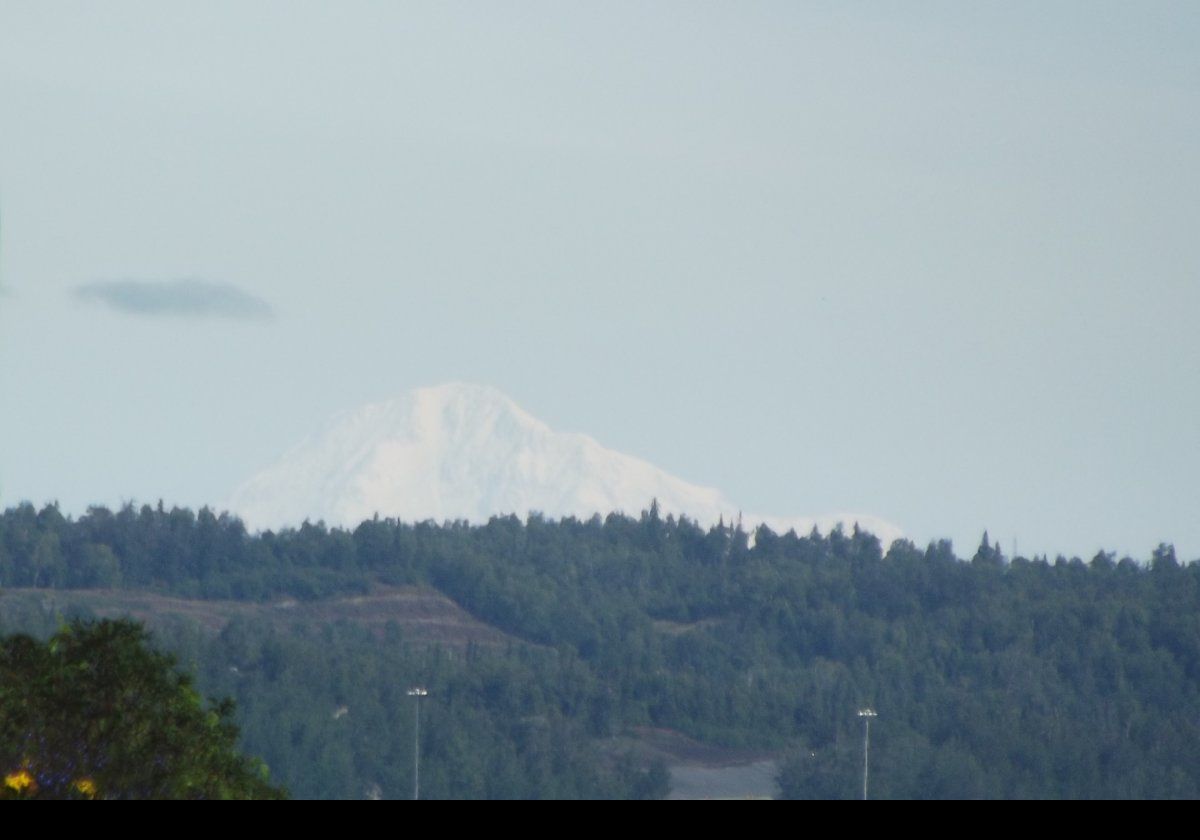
[1,2,1197,561]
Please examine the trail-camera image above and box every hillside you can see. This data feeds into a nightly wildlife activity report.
[0,585,520,648]
[0,584,774,799]
[2,501,1199,798]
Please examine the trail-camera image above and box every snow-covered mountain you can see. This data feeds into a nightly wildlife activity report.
[227,383,902,545]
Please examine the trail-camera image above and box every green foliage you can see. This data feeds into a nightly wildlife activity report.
[777,746,857,800]
[2,502,1200,798]
[0,619,284,799]
[178,619,659,799]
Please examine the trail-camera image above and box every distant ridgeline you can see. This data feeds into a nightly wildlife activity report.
[1,501,1198,799]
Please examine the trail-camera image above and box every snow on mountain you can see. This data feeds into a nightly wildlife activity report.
[227,383,903,546]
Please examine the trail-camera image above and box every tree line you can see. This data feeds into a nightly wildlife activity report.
[1,501,1198,798]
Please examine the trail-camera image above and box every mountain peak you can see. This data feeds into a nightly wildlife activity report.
[227,383,902,546]
[409,381,529,415]
[412,381,549,433]
[228,382,705,530]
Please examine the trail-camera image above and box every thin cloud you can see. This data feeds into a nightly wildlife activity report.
[75,278,274,321]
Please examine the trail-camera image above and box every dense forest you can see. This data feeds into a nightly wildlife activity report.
[1,500,1198,798]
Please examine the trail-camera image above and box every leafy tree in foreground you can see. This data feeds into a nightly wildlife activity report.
[0,619,285,799]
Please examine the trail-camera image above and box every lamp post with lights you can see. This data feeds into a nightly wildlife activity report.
[408,687,428,800]
[857,708,877,800]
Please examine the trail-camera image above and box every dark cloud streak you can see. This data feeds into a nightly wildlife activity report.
[75,278,274,321]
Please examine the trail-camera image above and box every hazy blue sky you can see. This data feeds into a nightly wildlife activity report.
[2,2,1197,560]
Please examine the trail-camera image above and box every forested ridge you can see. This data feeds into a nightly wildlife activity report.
[2,500,1198,798]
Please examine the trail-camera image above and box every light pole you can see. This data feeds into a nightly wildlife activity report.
[408,687,428,800]
[857,708,877,801]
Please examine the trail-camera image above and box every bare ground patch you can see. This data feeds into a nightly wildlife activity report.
[0,586,522,649]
